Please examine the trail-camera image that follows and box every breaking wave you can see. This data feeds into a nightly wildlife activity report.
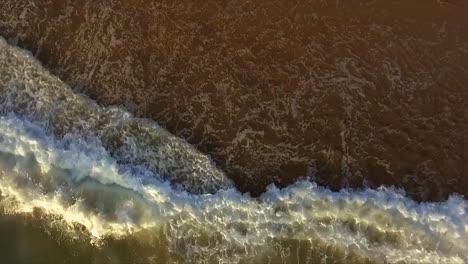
[0,37,467,263]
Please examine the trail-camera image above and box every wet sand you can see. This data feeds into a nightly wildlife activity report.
[1,0,467,200]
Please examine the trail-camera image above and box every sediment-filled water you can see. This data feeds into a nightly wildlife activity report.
[0,37,467,263]
[1,0,468,200]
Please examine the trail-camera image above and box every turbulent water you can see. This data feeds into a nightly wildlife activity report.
[2,0,468,200]
[0,37,468,264]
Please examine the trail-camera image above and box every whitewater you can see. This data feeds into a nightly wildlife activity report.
[0,37,467,264]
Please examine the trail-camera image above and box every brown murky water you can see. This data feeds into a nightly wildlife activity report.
[1,0,467,201]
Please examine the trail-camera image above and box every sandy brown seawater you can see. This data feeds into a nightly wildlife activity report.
[0,0,467,200]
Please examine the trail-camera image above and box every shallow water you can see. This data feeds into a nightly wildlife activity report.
[0,37,467,263]
[1,0,468,199]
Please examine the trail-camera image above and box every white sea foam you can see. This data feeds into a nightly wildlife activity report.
[0,36,233,194]
[0,37,468,263]
[0,114,467,263]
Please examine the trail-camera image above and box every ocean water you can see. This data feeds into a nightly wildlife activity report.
[0,37,467,264]
[2,0,468,200]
